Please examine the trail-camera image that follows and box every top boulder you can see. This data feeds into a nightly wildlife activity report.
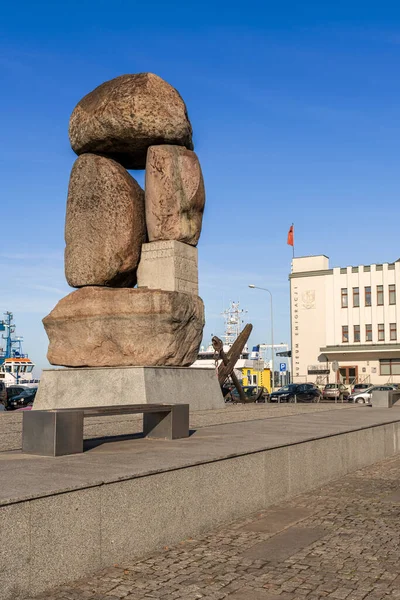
[69,73,194,170]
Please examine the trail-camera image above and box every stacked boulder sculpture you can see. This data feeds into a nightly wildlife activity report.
[44,73,205,368]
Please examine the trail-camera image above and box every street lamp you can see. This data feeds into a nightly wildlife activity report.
[248,285,274,392]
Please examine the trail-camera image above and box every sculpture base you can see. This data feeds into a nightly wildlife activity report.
[33,367,224,412]
[371,389,400,408]
[43,287,204,368]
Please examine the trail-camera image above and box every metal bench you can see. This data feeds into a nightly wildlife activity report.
[22,403,189,457]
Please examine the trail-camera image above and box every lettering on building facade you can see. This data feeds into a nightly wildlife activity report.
[293,285,300,377]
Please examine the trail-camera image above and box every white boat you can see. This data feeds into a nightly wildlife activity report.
[0,312,38,387]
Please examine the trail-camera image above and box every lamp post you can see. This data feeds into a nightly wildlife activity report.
[248,285,274,392]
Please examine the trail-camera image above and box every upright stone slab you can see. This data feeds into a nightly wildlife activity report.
[43,287,204,367]
[137,241,198,295]
[65,154,146,287]
[145,145,205,246]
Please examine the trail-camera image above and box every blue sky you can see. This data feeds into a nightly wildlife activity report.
[1,2,400,374]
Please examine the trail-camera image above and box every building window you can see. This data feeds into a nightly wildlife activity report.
[365,324,372,342]
[364,286,371,307]
[378,323,385,341]
[377,285,384,305]
[341,288,348,308]
[380,359,400,376]
[353,287,359,307]
[342,325,349,343]
[354,325,360,342]
[390,323,397,341]
[389,284,396,305]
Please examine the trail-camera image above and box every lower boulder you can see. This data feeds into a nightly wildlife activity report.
[44,287,204,367]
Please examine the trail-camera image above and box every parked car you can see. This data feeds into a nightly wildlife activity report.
[269,383,321,403]
[225,385,268,403]
[351,383,371,395]
[6,388,37,411]
[6,385,29,401]
[0,381,6,406]
[222,382,236,400]
[322,383,349,401]
[348,385,396,405]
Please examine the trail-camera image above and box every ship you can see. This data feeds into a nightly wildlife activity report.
[192,301,252,371]
[0,312,38,387]
[192,301,279,391]
[192,302,249,369]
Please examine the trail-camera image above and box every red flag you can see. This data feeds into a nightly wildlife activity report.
[287,225,294,247]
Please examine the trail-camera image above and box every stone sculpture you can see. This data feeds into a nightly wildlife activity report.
[44,287,204,367]
[44,72,206,368]
[69,73,193,169]
[65,153,146,287]
[145,145,205,245]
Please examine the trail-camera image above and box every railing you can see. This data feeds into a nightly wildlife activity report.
[337,374,370,386]
[0,353,29,360]
[315,374,329,386]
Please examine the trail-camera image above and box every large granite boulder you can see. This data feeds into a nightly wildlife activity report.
[69,73,193,169]
[145,145,205,246]
[43,287,205,367]
[65,154,146,288]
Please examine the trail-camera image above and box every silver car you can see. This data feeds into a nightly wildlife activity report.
[348,385,396,404]
[322,383,349,401]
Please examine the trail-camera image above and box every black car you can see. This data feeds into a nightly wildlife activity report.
[0,381,6,406]
[6,385,28,401]
[6,388,37,411]
[226,385,268,403]
[269,383,321,403]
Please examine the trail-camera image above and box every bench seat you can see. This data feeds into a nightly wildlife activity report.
[22,403,189,457]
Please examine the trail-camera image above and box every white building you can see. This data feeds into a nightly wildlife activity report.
[290,255,400,386]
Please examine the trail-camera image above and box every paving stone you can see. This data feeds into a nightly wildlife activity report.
[381,489,400,502]
[242,527,327,562]
[240,506,313,534]
[226,588,285,598]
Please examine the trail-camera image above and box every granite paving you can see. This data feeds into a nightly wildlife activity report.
[0,405,394,506]
[30,454,400,600]
[0,402,353,452]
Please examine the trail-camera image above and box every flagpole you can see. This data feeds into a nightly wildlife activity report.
[292,222,294,259]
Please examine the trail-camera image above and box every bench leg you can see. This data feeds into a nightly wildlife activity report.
[143,404,189,440]
[22,411,84,456]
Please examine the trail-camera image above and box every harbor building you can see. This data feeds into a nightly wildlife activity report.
[290,255,400,386]
[241,363,271,391]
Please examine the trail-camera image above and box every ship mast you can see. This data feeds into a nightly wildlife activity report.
[0,312,25,361]
[221,302,248,348]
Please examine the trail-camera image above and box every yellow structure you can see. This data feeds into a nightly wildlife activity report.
[241,367,271,392]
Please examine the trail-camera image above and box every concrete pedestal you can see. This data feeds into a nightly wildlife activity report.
[33,366,224,411]
[372,390,400,408]
[137,240,198,295]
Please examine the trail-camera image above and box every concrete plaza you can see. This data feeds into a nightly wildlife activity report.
[3,403,400,599]
[0,402,353,453]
